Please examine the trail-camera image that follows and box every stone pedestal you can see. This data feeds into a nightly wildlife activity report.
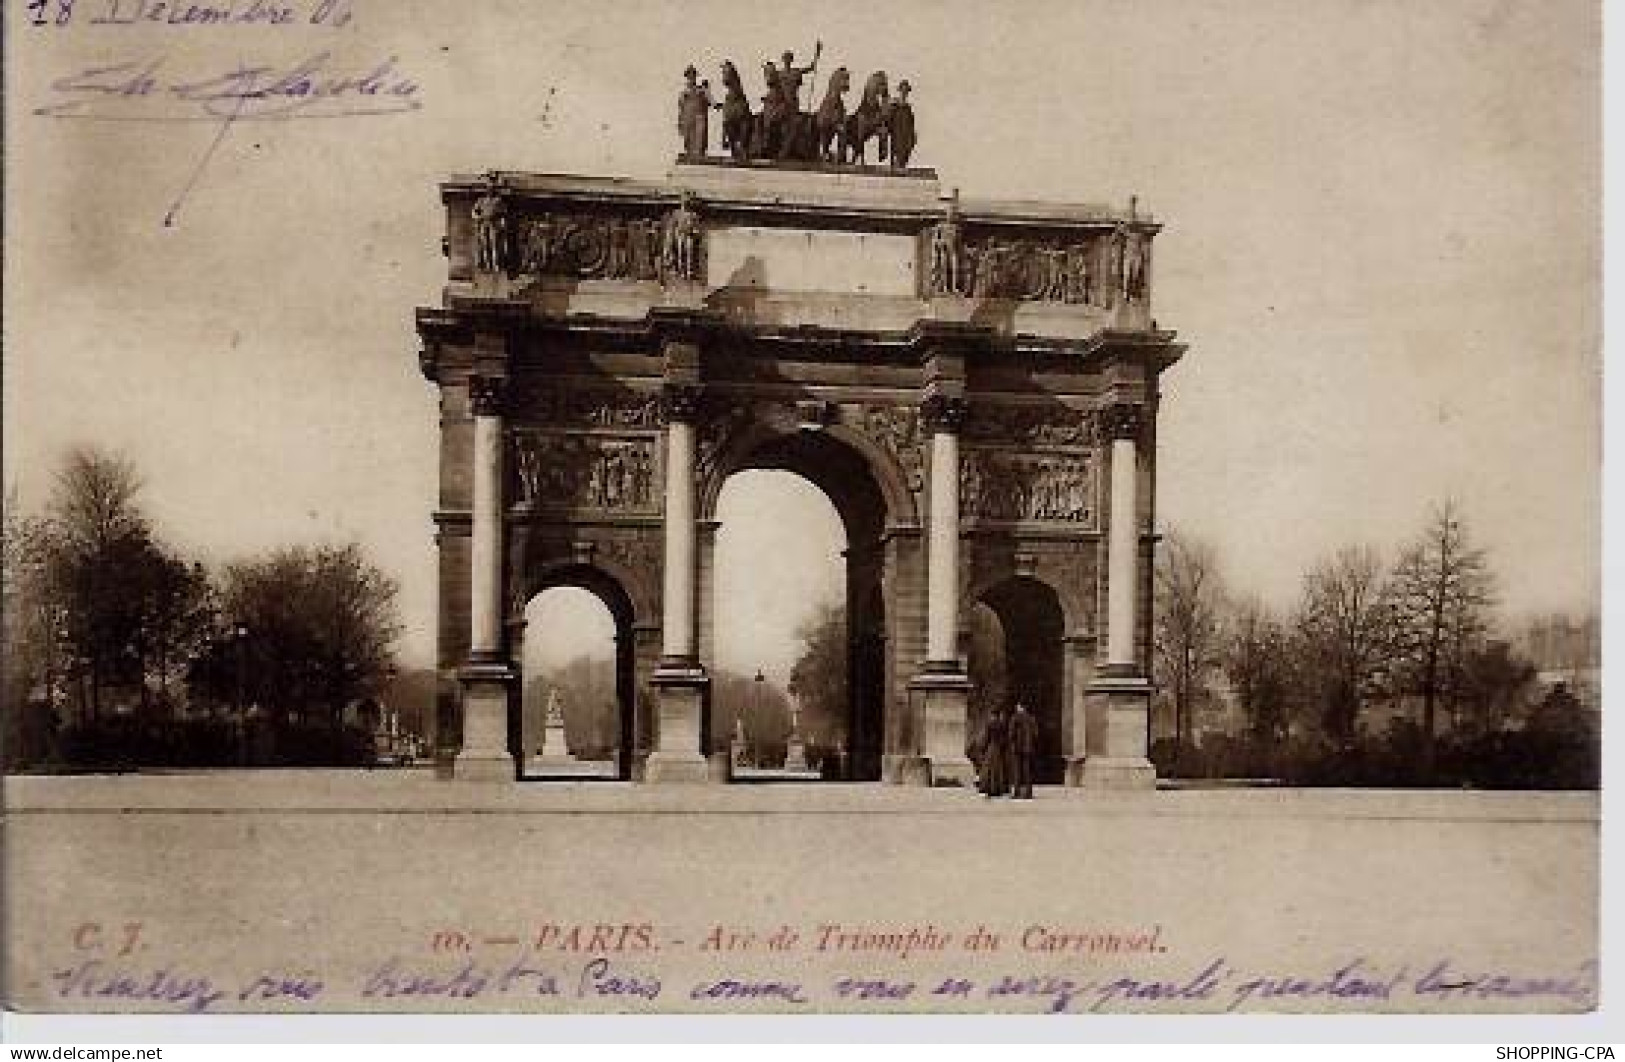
[1079,676,1156,789]
[645,668,712,784]
[453,664,515,782]
[784,734,808,773]
[907,672,975,787]
[531,721,612,778]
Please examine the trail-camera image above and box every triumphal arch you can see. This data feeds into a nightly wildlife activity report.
[416,63,1182,787]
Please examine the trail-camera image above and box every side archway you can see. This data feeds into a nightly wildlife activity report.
[511,562,641,780]
[968,575,1068,784]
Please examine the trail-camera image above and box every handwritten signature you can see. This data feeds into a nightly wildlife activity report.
[35,50,420,224]
[35,51,420,122]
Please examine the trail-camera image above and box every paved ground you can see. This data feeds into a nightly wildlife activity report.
[2,773,1600,1016]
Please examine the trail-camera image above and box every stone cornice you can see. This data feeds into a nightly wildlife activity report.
[416,307,1184,381]
[440,172,1161,238]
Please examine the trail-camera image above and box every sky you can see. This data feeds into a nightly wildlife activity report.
[3,0,1600,676]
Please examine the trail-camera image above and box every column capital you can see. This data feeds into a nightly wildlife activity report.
[659,382,705,424]
[1098,401,1145,443]
[468,374,507,418]
[921,394,968,434]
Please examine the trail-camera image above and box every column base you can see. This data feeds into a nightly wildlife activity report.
[647,666,716,785]
[908,671,975,788]
[1081,674,1157,790]
[644,752,713,784]
[896,755,936,788]
[1078,757,1157,789]
[452,663,516,783]
[453,751,519,782]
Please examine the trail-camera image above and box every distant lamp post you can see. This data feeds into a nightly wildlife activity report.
[383,665,399,735]
[785,688,809,774]
[232,621,250,720]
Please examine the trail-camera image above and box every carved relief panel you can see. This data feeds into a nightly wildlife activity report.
[921,222,1152,307]
[469,192,705,283]
[960,451,1097,526]
[850,403,926,494]
[506,380,664,514]
[512,433,659,512]
[959,403,1098,528]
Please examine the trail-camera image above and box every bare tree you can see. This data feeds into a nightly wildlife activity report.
[1387,501,1494,765]
[44,447,155,720]
[1295,544,1391,745]
[1225,595,1293,748]
[1153,530,1227,760]
[50,447,145,555]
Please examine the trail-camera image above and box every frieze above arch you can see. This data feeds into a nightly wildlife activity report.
[962,404,1096,449]
[505,380,664,431]
[924,214,1152,308]
[470,176,705,284]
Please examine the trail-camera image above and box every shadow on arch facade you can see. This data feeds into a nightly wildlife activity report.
[417,161,1183,788]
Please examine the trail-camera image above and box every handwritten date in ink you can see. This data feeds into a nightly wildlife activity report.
[27,0,355,29]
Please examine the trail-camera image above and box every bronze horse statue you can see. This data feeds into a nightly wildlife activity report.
[813,67,851,163]
[719,61,754,161]
[710,59,890,166]
[842,70,890,165]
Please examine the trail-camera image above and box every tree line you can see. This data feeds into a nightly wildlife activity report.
[1153,501,1599,788]
[3,446,403,771]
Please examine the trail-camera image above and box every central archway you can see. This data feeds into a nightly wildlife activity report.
[702,417,907,781]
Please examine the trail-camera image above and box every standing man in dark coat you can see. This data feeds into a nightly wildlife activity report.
[978,707,1010,797]
[1007,701,1038,799]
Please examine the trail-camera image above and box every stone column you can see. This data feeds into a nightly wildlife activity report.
[926,423,962,667]
[1062,633,1097,786]
[1106,423,1140,671]
[663,413,699,663]
[1082,401,1155,789]
[906,393,974,787]
[454,374,516,781]
[646,381,711,783]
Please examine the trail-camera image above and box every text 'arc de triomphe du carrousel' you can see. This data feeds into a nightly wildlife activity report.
[415,48,1184,787]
